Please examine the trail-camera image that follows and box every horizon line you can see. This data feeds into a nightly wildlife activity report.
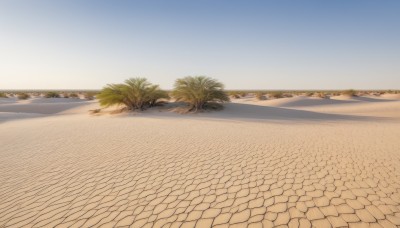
[1,88,399,92]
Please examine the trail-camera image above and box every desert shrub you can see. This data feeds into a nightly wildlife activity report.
[172,76,229,112]
[385,90,399,94]
[315,93,328,98]
[84,92,96,100]
[306,92,314,97]
[228,91,247,98]
[342,89,357,96]
[69,93,79,98]
[97,78,169,110]
[255,92,266,100]
[239,92,247,97]
[45,91,60,98]
[269,91,284,99]
[63,93,69,98]
[17,93,30,100]
[0,92,7,98]
[227,91,240,99]
[228,92,240,99]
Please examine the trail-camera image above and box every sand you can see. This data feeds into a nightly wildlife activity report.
[0,96,400,227]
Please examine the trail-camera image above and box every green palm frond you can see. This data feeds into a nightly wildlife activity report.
[172,76,229,111]
[97,78,168,110]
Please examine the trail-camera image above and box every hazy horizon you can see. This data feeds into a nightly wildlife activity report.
[1,0,399,90]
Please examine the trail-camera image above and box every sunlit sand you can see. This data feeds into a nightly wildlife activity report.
[1,94,400,227]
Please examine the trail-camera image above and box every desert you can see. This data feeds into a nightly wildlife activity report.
[2,1,400,227]
[1,89,400,227]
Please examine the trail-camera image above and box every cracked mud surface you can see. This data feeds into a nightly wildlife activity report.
[1,115,400,227]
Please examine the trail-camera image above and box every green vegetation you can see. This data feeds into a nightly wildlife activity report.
[97,78,169,110]
[45,91,61,98]
[255,92,266,100]
[386,90,400,94]
[342,89,357,96]
[228,91,240,99]
[239,92,247,97]
[227,91,249,98]
[269,91,284,99]
[17,93,30,100]
[172,76,229,112]
[315,92,328,98]
[69,93,79,98]
[0,92,8,98]
[84,92,96,100]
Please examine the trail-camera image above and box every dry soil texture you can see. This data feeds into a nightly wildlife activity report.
[1,97,400,227]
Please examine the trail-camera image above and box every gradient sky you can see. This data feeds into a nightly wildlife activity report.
[0,0,399,90]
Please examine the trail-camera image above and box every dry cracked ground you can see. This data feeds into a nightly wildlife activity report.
[1,115,400,227]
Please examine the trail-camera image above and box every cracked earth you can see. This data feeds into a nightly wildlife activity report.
[1,114,400,227]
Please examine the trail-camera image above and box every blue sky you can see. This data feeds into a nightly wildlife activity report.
[0,0,399,90]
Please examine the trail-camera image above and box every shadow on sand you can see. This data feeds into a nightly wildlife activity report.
[117,102,387,123]
[202,103,384,122]
[277,98,356,107]
[1,101,391,124]
[0,102,93,123]
[351,96,396,102]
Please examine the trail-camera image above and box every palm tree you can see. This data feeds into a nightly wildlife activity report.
[172,76,229,111]
[97,78,169,110]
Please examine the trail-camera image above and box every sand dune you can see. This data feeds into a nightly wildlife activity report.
[0,99,95,116]
[207,103,378,122]
[230,96,400,119]
[0,98,18,104]
[28,98,85,103]
[381,94,400,99]
[243,96,358,107]
[0,97,400,227]
[296,101,400,119]
[0,112,44,122]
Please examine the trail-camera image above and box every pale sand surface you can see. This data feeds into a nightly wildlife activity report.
[1,97,400,227]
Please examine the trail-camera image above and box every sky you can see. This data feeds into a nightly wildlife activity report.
[0,0,399,90]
